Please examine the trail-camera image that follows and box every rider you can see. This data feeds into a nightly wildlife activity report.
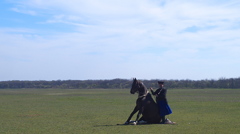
[150,81,172,124]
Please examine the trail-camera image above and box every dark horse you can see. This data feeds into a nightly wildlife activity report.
[125,78,161,124]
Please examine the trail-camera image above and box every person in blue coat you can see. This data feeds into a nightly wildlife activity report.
[150,81,172,124]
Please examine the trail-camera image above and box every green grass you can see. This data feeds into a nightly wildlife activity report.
[0,88,240,134]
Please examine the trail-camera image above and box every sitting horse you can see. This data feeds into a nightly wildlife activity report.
[125,78,161,124]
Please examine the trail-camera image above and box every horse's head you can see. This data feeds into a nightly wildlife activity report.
[130,78,141,94]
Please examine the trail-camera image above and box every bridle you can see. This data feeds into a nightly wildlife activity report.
[132,80,149,99]
[138,90,149,99]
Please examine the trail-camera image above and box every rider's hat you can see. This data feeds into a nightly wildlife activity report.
[158,81,164,84]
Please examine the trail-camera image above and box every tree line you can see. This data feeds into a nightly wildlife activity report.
[0,77,240,89]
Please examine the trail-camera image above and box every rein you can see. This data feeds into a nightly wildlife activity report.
[138,91,149,98]
[132,79,149,99]
[137,82,149,99]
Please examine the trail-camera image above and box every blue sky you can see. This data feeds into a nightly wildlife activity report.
[1,0,240,81]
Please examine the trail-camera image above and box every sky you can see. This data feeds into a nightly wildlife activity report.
[1,0,240,81]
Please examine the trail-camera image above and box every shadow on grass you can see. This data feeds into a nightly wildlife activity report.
[94,123,168,127]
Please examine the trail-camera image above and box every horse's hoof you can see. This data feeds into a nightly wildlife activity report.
[165,119,177,124]
[133,122,137,125]
[138,120,147,124]
[129,121,137,125]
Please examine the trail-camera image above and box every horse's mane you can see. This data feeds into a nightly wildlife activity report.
[138,80,147,89]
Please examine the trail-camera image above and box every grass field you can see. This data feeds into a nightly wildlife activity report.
[1,88,240,134]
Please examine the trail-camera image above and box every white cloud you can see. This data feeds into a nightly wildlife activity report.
[11,7,37,15]
[1,0,240,80]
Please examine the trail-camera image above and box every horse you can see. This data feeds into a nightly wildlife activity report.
[125,78,161,124]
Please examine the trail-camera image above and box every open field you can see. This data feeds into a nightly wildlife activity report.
[1,88,240,134]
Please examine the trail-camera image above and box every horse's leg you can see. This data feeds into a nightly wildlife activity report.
[135,107,144,123]
[139,116,145,121]
[125,106,139,124]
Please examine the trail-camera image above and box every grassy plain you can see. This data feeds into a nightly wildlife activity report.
[0,88,240,134]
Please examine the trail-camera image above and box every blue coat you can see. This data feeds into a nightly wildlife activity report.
[151,88,172,116]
